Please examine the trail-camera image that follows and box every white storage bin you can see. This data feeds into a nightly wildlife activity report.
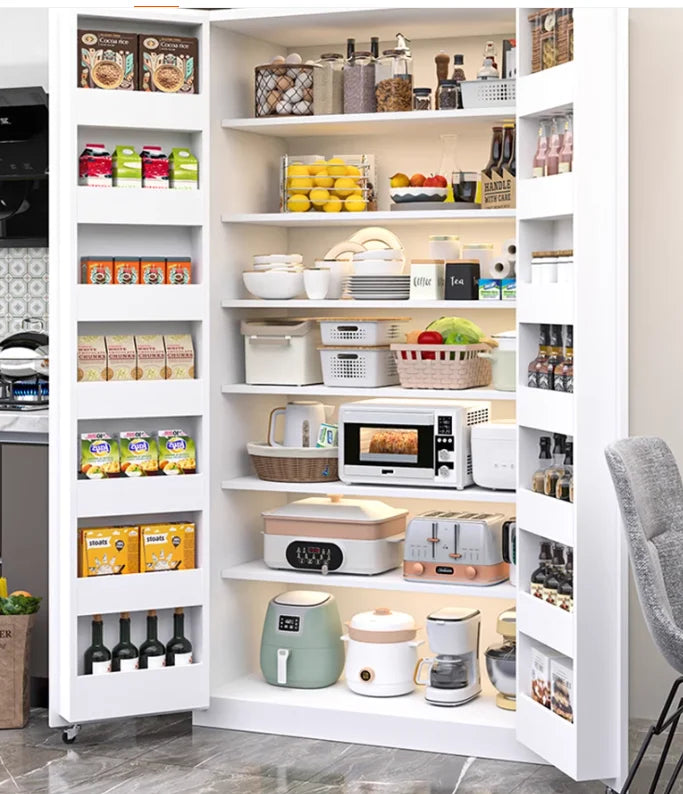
[319,346,399,388]
[318,318,406,347]
[242,319,322,385]
[460,78,516,108]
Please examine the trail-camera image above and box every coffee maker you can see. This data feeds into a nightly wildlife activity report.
[414,607,481,706]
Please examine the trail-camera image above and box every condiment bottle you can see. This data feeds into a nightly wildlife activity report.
[543,545,567,605]
[477,57,499,80]
[527,324,551,387]
[531,541,553,598]
[559,113,573,173]
[483,126,504,179]
[531,436,552,493]
[556,441,574,501]
[554,324,573,392]
[539,324,564,390]
[545,116,561,176]
[544,434,567,497]
[532,118,549,178]
[451,54,466,108]
[434,50,450,109]
[557,549,573,612]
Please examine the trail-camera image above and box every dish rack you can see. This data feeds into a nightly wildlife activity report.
[247,442,339,483]
[460,79,516,108]
[280,153,376,213]
[319,346,399,388]
[318,318,406,347]
[390,343,492,390]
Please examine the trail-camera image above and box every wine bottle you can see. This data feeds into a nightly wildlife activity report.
[139,609,166,670]
[112,612,139,672]
[166,607,193,667]
[84,614,111,675]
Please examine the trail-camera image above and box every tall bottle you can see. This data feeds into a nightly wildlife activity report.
[504,123,516,177]
[346,38,356,61]
[556,441,574,501]
[543,545,566,605]
[112,611,139,672]
[451,54,466,109]
[558,113,573,173]
[528,324,551,388]
[483,126,504,179]
[434,51,450,109]
[166,607,193,667]
[557,548,574,612]
[532,118,549,178]
[370,37,379,59]
[531,436,552,493]
[545,116,561,176]
[497,122,515,177]
[554,325,573,393]
[543,433,566,497]
[139,609,166,669]
[538,324,564,390]
[530,541,553,599]
[84,614,111,675]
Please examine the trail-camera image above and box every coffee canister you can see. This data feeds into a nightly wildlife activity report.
[409,259,445,300]
[445,260,480,300]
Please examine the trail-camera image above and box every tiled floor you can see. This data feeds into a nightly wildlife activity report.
[0,710,680,793]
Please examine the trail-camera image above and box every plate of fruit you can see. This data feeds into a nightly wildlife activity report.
[390,172,448,203]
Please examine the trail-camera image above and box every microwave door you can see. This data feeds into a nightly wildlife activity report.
[342,421,435,482]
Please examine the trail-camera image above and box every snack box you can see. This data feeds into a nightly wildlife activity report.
[141,257,166,285]
[169,148,198,190]
[77,335,108,382]
[166,257,192,284]
[80,432,120,479]
[81,256,114,285]
[530,646,564,709]
[551,657,574,723]
[163,334,194,379]
[141,146,169,189]
[79,143,112,187]
[135,334,166,380]
[119,430,159,476]
[158,429,196,475]
[139,35,198,93]
[478,278,501,301]
[79,526,139,577]
[78,29,137,90]
[113,257,140,285]
[140,522,196,572]
[105,335,137,381]
[501,278,516,301]
[112,145,141,188]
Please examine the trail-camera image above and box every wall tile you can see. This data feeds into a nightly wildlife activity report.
[1,246,48,335]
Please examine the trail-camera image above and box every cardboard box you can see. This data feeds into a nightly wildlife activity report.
[141,146,169,189]
[81,256,114,285]
[79,526,139,576]
[78,30,137,90]
[140,257,166,285]
[135,334,166,380]
[480,168,515,210]
[165,257,192,284]
[163,334,194,380]
[169,148,198,190]
[140,522,195,572]
[80,432,120,479]
[113,257,140,285]
[501,278,516,301]
[139,35,198,93]
[478,278,501,301]
[158,429,196,475]
[551,657,574,723]
[531,647,563,709]
[119,431,159,476]
[112,145,141,188]
[105,335,137,381]
[77,336,108,382]
[79,144,112,187]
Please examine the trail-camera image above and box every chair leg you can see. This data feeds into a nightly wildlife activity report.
[649,699,683,794]
[662,749,683,794]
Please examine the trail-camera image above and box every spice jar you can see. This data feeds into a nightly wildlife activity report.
[438,80,459,110]
[314,53,344,115]
[412,87,432,111]
[556,250,574,283]
[530,251,558,285]
[375,49,413,112]
[343,51,376,114]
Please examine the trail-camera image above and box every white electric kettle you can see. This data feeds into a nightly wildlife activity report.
[268,401,334,448]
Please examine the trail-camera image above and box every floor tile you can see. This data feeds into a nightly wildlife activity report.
[451,757,539,792]
[513,765,606,793]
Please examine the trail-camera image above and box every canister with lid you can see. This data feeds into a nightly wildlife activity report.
[375,49,413,112]
[438,80,459,110]
[412,87,432,111]
[530,251,558,285]
[314,53,344,115]
[556,249,574,283]
[429,235,461,262]
[343,51,376,114]
[462,243,495,278]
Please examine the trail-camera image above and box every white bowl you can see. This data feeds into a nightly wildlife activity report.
[352,259,404,275]
[353,248,403,261]
[243,270,304,299]
[390,186,448,203]
[253,254,303,265]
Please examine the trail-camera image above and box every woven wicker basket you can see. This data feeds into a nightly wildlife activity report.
[390,343,492,390]
[247,442,339,483]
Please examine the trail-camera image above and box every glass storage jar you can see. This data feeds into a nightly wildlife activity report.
[438,80,459,110]
[412,87,432,111]
[314,53,344,115]
[375,49,413,112]
[343,51,376,114]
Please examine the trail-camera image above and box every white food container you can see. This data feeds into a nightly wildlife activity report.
[478,330,516,392]
[471,420,517,490]
[429,235,461,262]
[319,346,399,387]
[318,318,406,347]
[462,243,495,277]
[409,260,445,300]
[242,319,322,385]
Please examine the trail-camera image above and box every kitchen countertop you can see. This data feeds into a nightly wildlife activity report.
[0,409,48,443]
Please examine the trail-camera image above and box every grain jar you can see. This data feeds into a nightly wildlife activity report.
[375,49,412,112]
[314,53,344,115]
[343,52,376,114]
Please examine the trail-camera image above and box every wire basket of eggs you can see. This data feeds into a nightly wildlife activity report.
[255,56,319,117]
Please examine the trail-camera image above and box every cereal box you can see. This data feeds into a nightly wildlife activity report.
[78,30,137,90]
[79,526,139,577]
[141,146,169,189]
[140,257,166,285]
[78,336,108,382]
[158,429,196,475]
[79,143,112,187]
[531,647,563,709]
[135,334,166,380]
[105,335,137,381]
[112,145,141,188]
[163,334,194,380]
[550,657,574,723]
[113,257,140,285]
[80,432,120,479]
[140,522,195,572]
[139,35,198,94]
[119,431,159,477]
[169,148,198,190]
[81,256,113,285]
[165,257,192,284]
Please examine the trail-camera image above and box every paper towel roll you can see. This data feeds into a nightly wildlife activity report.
[503,238,517,264]
[488,257,515,279]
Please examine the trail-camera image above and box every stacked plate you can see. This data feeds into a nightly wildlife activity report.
[352,248,404,276]
[252,254,303,273]
[346,274,410,301]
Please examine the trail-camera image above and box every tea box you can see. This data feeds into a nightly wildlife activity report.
[81,256,114,285]
[113,257,140,285]
[165,257,192,284]
[140,257,166,285]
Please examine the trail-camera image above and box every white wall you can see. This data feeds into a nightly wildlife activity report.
[0,8,48,89]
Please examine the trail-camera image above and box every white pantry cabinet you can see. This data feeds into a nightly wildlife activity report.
[48,7,628,789]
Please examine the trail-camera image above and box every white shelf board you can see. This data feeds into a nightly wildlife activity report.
[221,560,517,600]
[517,173,574,221]
[77,286,205,322]
[517,489,574,547]
[517,62,575,118]
[77,474,205,518]
[198,674,540,763]
[77,380,203,420]
[222,107,517,138]
[76,89,207,131]
[516,694,576,779]
[517,592,574,659]
[517,388,574,436]
[222,383,515,401]
[221,476,516,503]
[221,210,516,227]
[221,299,516,310]
[517,283,575,325]
[79,8,206,24]
[77,187,204,226]
[75,569,204,616]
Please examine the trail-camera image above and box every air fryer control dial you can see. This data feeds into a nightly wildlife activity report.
[286,541,343,571]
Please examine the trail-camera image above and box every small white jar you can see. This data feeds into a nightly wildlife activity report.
[462,243,495,278]
[530,251,558,285]
[429,235,461,262]
[556,249,574,283]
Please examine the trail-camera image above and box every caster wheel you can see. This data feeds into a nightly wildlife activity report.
[61,724,81,744]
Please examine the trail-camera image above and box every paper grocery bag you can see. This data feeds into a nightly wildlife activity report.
[0,614,35,729]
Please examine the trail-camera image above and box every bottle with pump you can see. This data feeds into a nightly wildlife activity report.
[166,607,193,667]
[531,541,553,598]
[139,609,166,669]
[556,441,574,501]
[544,434,566,497]
[112,612,139,672]
[84,614,111,675]
[532,436,552,493]
[543,545,567,605]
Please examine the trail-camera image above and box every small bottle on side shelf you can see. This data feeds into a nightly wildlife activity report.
[370,36,379,59]
[528,324,551,388]
[530,541,553,598]
[139,610,166,670]
[557,548,574,612]
[84,614,111,675]
[544,433,567,497]
[538,324,564,390]
[556,441,574,501]
[531,435,552,493]
[166,607,193,667]
[497,122,515,177]
[559,113,573,173]
[112,612,139,672]
[532,118,550,178]
[554,325,573,392]
[545,116,562,176]
[543,544,567,605]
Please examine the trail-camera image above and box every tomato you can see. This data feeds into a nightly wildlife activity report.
[417,330,443,360]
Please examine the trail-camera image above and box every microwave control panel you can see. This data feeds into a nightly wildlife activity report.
[435,413,455,480]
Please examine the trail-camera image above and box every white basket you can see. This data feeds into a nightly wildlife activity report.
[319,319,404,347]
[460,78,516,108]
[319,347,399,387]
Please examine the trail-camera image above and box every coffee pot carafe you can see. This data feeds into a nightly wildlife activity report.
[268,401,334,448]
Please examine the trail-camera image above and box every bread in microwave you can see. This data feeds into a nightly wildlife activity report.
[369,429,418,455]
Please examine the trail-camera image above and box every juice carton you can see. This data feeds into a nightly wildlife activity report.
[163,334,194,379]
[113,257,140,285]
[112,145,141,188]
[79,143,112,187]
[166,257,192,284]
[79,526,139,576]
[105,335,137,381]
[141,146,169,188]
[158,429,196,475]
[140,522,195,572]
[81,256,114,284]
[135,334,166,380]
[80,432,120,479]
[169,148,198,190]
[77,336,108,382]
[119,430,159,476]
[140,257,166,285]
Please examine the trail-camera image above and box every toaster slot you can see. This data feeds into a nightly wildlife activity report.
[449,523,462,560]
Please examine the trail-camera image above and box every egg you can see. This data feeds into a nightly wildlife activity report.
[293,100,312,115]
[282,87,301,103]
[285,52,302,64]
[266,89,280,108]
[302,88,313,102]
[276,75,294,92]
[270,55,286,64]
[295,71,313,89]
[275,98,293,115]
[263,73,278,91]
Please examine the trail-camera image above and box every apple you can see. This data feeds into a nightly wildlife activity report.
[417,330,443,360]
[409,173,426,187]
[424,174,448,188]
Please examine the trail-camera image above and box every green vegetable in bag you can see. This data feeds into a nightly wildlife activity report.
[0,595,42,615]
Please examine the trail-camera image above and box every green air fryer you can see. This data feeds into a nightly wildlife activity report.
[260,590,344,688]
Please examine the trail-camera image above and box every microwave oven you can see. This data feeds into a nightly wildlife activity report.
[339,399,491,489]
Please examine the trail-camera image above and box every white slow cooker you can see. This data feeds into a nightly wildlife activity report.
[342,608,423,697]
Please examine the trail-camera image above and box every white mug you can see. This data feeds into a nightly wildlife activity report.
[304,268,331,300]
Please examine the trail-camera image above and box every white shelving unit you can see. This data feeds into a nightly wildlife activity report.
[49,7,628,789]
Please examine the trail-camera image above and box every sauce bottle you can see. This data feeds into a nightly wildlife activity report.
[527,324,551,388]
[531,541,553,598]
[532,436,552,493]
[532,118,549,178]
[545,116,561,176]
[544,433,566,497]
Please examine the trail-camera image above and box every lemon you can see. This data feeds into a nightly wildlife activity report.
[287,163,310,177]
[323,196,343,212]
[346,164,362,178]
[344,195,366,212]
[327,157,347,177]
[287,193,311,212]
[289,176,313,192]
[333,177,357,198]
[314,170,334,188]
[309,187,330,207]
[308,160,328,176]
[390,172,410,188]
